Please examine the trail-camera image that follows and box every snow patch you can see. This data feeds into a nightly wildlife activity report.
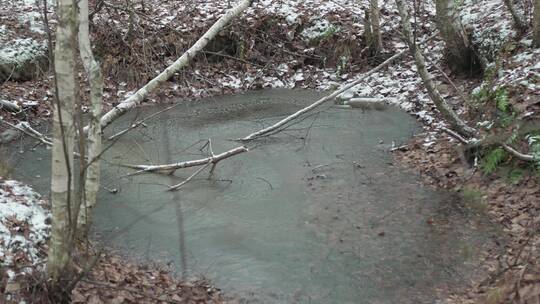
[0,179,50,277]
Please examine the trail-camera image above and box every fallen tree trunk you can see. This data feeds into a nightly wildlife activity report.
[0,99,21,112]
[92,0,253,133]
[239,33,437,141]
[122,145,248,175]
[396,0,477,138]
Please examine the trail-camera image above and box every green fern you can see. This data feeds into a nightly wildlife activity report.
[481,147,507,174]
[527,135,540,172]
[508,169,524,184]
[495,87,509,112]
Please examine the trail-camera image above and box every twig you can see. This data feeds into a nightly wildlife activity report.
[502,144,535,162]
[256,177,273,190]
[390,144,408,152]
[441,127,470,144]
[0,119,52,146]
[432,64,471,104]
[107,103,180,140]
[168,162,211,191]
[442,127,536,162]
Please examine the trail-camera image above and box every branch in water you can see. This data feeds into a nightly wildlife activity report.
[122,146,249,175]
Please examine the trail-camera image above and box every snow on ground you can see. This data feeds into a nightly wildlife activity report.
[337,32,448,130]
[461,0,516,62]
[0,0,51,82]
[0,179,50,279]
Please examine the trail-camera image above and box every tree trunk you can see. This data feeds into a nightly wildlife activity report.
[396,0,476,138]
[369,0,382,54]
[534,0,540,47]
[94,0,253,132]
[435,0,478,73]
[47,0,77,287]
[503,0,526,32]
[77,0,103,232]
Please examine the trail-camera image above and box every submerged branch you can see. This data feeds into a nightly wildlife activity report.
[122,146,248,175]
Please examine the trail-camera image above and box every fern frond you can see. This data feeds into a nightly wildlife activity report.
[481,147,507,174]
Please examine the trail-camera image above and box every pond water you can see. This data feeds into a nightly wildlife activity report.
[2,89,498,303]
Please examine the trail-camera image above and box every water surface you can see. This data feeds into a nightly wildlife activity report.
[2,89,498,303]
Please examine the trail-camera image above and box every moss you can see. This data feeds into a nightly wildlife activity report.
[461,187,487,212]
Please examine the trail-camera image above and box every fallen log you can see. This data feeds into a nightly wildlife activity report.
[122,145,248,175]
[92,0,253,133]
[238,33,437,141]
[0,99,21,112]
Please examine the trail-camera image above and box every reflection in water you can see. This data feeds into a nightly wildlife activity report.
[2,90,499,303]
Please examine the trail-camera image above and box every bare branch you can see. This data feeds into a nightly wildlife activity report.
[122,146,248,175]
[239,33,438,141]
[168,163,211,191]
[0,99,21,112]
[502,144,535,162]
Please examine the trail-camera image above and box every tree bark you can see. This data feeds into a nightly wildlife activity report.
[77,0,103,232]
[534,0,540,47]
[396,0,477,138]
[369,0,382,54]
[47,0,77,286]
[93,0,252,132]
[503,0,526,32]
[435,0,477,72]
[0,99,21,112]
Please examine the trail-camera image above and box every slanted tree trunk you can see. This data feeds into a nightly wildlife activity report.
[47,0,77,288]
[77,0,103,232]
[504,0,526,32]
[396,0,477,138]
[435,0,479,73]
[94,0,253,132]
[534,0,540,47]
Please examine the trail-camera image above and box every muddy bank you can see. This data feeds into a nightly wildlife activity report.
[395,135,540,304]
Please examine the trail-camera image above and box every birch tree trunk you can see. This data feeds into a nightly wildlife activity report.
[77,0,103,232]
[396,0,477,138]
[534,0,540,47]
[94,0,252,132]
[47,0,77,286]
[435,0,477,72]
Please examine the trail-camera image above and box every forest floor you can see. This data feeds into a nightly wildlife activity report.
[1,0,539,303]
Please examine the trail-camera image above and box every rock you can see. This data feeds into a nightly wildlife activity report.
[0,0,52,82]
[0,38,48,82]
[0,128,21,144]
[335,89,355,102]
[344,98,388,111]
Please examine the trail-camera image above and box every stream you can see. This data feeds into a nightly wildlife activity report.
[1,89,499,303]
